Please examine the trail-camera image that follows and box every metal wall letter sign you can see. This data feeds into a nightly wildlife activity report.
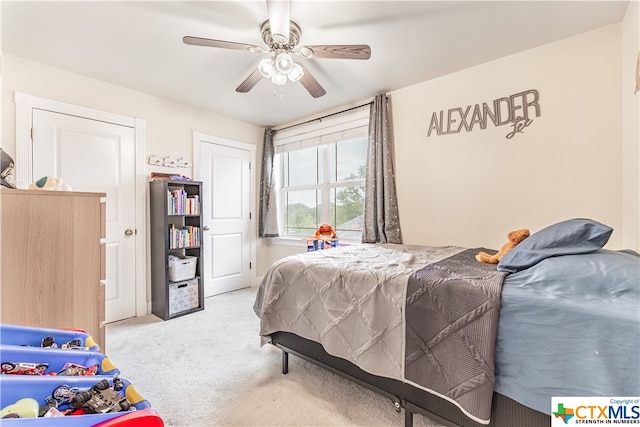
[426,89,541,139]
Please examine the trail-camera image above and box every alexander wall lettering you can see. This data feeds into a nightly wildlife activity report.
[427,89,541,139]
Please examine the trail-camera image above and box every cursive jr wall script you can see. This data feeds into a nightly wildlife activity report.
[427,89,541,139]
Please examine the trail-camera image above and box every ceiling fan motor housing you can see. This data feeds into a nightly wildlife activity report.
[260,20,301,51]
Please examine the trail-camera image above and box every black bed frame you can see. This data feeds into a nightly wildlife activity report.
[271,331,551,427]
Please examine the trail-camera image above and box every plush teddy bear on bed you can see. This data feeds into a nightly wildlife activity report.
[476,228,530,264]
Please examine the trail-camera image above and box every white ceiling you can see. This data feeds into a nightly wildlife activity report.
[1,1,630,128]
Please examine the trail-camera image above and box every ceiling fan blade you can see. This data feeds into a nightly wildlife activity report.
[236,69,263,93]
[300,45,371,60]
[183,36,263,53]
[267,0,290,44]
[298,64,326,98]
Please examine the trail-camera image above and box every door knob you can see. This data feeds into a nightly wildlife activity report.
[124,229,134,237]
[203,226,210,231]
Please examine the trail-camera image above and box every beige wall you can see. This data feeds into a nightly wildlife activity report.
[1,54,263,168]
[390,23,634,251]
[621,0,640,251]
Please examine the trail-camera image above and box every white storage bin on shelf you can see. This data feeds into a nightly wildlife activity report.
[168,255,197,282]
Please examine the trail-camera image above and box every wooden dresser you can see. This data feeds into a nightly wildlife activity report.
[0,188,106,350]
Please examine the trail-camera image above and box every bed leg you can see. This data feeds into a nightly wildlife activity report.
[281,349,289,374]
[404,409,413,427]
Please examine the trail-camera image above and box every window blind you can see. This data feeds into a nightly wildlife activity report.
[274,108,369,153]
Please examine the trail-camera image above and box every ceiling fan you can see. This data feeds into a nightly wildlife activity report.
[183,0,371,98]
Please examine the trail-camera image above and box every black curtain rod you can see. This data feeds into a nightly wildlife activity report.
[276,101,373,132]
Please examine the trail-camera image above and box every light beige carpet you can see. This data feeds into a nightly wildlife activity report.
[105,287,445,427]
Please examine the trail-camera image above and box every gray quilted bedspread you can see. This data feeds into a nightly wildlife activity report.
[405,248,508,423]
[254,244,504,423]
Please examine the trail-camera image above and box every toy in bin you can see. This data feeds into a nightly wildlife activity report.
[305,224,339,251]
[0,375,159,426]
[0,343,119,377]
[41,336,90,350]
[1,360,98,377]
[56,363,99,376]
[0,324,100,352]
[38,377,131,416]
[1,362,50,376]
[0,398,39,418]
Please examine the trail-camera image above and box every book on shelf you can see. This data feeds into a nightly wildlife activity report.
[168,224,201,249]
[167,189,200,215]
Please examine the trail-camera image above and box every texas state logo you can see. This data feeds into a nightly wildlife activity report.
[552,397,640,426]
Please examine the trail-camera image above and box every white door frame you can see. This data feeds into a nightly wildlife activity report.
[193,131,257,288]
[14,91,148,318]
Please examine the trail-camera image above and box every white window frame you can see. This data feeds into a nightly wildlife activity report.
[274,108,370,242]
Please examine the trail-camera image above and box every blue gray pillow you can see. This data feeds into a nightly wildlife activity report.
[497,218,613,273]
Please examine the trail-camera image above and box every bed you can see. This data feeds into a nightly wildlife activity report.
[253,219,640,427]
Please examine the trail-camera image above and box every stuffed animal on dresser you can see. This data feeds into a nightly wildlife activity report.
[476,228,530,264]
[28,176,71,191]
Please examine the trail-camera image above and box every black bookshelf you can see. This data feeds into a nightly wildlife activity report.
[149,180,204,320]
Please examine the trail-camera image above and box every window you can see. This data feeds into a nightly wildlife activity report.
[274,109,369,241]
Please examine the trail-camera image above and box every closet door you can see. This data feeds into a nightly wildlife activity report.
[32,109,136,323]
[198,137,253,297]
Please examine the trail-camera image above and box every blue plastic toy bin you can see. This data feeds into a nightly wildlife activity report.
[0,345,120,377]
[0,324,100,352]
[0,375,151,426]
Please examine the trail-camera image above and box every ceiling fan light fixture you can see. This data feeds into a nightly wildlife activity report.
[258,53,303,87]
[258,57,275,78]
[288,62,304,82]
[275,52,294,74]
[271,70,288,86]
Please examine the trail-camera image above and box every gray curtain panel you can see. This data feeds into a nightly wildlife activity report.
[259,128,279,237]
[362,94,403,244]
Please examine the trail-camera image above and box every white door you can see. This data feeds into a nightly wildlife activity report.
[32,109,137,323]
[199,139,252,297]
